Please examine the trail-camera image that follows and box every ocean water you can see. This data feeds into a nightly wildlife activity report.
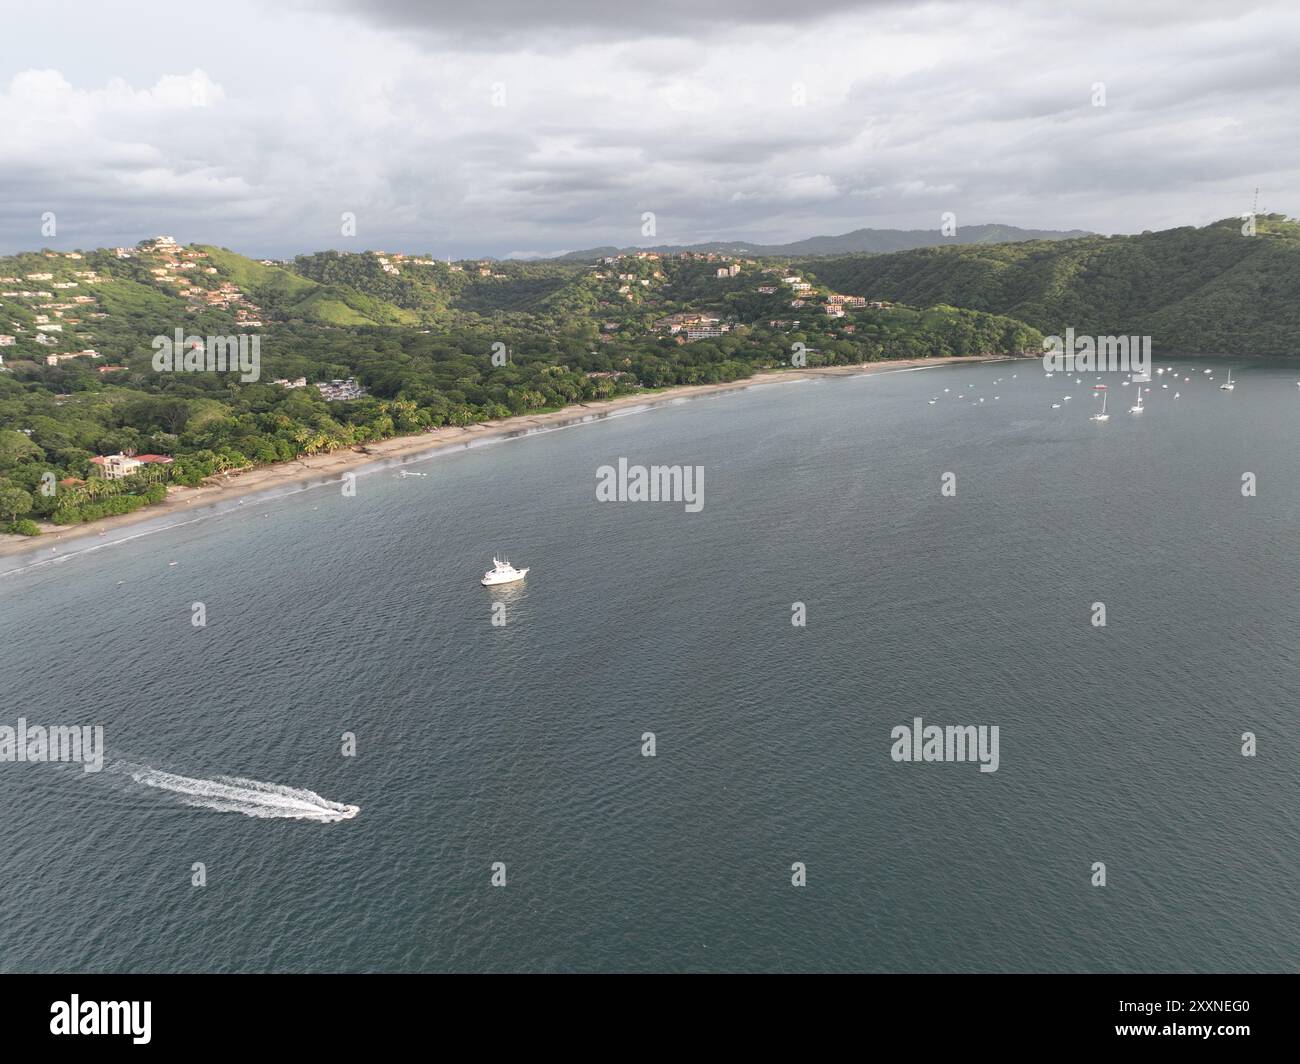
[1,359,1298,973]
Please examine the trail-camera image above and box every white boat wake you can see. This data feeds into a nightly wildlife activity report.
[130,769,360,822]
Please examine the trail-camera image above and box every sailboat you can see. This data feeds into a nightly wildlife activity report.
[1220,369,1235,391]
[1129,388,1144,414]
[1090,388,1110,422]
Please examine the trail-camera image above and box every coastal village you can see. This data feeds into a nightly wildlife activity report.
[0,234,972,541]
[1,239,894,374]
[587,250,891,344]
[0,236,265,373]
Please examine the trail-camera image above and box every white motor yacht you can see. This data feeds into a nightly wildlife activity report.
[481,557,529,586]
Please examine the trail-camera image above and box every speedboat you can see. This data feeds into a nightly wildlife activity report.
[481,557,529,586]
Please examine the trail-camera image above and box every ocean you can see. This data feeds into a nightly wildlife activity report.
[2,359,1298,972]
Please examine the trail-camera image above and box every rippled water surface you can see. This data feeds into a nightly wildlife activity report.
[2,360,1297,972]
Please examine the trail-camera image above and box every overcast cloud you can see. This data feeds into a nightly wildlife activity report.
[0,0,1295,257]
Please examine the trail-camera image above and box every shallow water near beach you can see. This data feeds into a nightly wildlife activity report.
[1,359,1298,972]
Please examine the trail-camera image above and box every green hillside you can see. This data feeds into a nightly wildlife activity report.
[798,216,1300,354]
[1,216,1293,534]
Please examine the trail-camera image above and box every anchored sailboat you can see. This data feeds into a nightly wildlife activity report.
[1090,387,1110,422]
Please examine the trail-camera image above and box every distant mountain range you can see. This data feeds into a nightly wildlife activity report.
[553,224,1094,261]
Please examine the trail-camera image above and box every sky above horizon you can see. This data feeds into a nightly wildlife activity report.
[1,0,1297,258]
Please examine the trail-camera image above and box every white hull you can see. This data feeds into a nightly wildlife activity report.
[1091,390,1109,421]
[481,556,529,585]
[482,569,528,586]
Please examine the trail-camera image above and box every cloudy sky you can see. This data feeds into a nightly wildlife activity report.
[1,0,1296,258]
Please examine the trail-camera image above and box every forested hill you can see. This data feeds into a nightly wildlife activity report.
[797,216,1300,355]
[0,236,1039,532]
[0,216,1294,533]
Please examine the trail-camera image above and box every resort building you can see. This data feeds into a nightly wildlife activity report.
[44,350,100,366]
[685,323,727,340]
[315,378,368,401]
[89,453,174,480]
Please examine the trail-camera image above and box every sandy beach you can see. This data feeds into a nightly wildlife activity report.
[0,355,1022,559]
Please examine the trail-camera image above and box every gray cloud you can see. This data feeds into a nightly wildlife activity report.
[310,0,904,45]
[0,1,1295,258]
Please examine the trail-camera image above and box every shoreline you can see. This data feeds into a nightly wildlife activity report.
[0,356,1018,560]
